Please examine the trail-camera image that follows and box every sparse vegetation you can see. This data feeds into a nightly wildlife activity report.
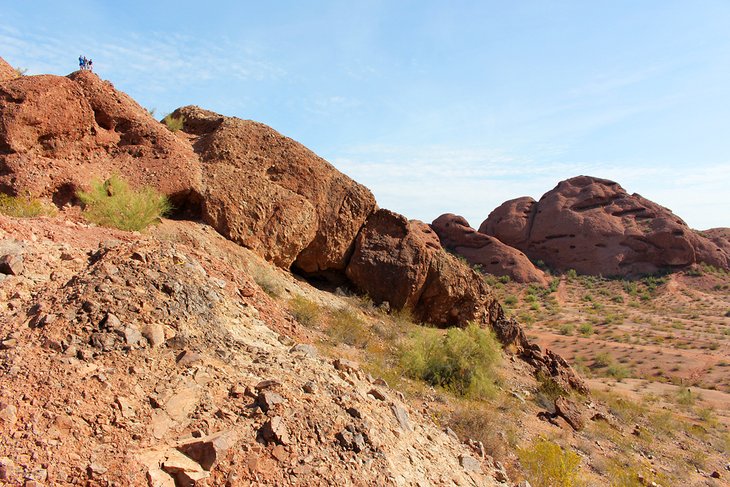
[327,307,369,348]
[400,323,501,399]
[0,193,56,218]
[289,295,321,326]
[163,113,185,132]
[76,175,171,231]
[517,437,582,487]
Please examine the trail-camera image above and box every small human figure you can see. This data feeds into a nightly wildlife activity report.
[79,55,84,70]
[88,59,93,71]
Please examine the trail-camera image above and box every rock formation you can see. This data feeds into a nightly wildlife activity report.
[431,213,547,284]
[346,209,502,327]
[480,175,730,276]
[0,57,17,82]
[171,106,377,274]
[0,70,201,207]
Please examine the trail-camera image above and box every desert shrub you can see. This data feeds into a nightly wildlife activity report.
[548,278,560,293]
[499,275,511,284]
[578,323,594,336]
[559,324,574,336]
[566,269,578,280]
[675,388,697,407]
[0,193,56,218]
[163,113,185,132]
[399,323,501,399]
[605,458,665,487]
[594,352,612,368]
[534,371,567,409]
[622,280,638,295]
[448,404,509,462]
[517,438,582,487]
[606,363,630,380]
[76,175,170,231]
[289,295,320,326]
[14,66,28,76]
[254,270,282,297]
[327,307,369,348]
[504,295,518,306]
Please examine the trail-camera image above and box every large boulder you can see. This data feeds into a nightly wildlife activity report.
[431,213,547,284]
[0,57,18,82]
[701,228,730,257]
[480,176,730,276]
[346,209,501,327]
[0,70,201,206]
[172,106,377,273]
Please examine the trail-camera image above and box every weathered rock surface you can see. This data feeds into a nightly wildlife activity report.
[0,69,201,207]
[346,209,502,327]
[431,213,547,284]
[702,228,730,257]
[480,175,730,276]
[171,105,377,273]
[0,57,17,82]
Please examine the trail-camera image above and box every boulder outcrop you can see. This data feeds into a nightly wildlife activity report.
[480,175,730,276]
[0,68,201,206]
[346,209,502,327]
[431,213,547,284]
[171,106,377,273]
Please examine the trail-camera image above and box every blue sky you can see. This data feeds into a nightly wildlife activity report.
[2,1,729,229]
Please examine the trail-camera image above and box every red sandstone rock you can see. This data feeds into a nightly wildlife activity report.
[171,106,377,273]
[431,213,547,284]
[346,209,501,327]
[480,176,730,276]
[0,70,201,207]
[0,57,16,82]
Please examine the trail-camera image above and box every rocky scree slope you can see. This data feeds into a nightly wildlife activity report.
[480,175,730,276]
[0,215,507,486]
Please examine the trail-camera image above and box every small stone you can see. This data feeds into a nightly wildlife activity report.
[121,326,143,346]
[101,313,122,330]
[368,388,387,401]
[289,343,317,357]
[256,391,285,412]
[0,338,18,350]
[87,462,107,476]
[390,403,412,432]
[0,254,23,276]
[333,358,359,373]
[255,379,281,390]
[0,403,17,427]
[302,381,317,394]
[459,454,481,472]
[176,350,202,366]
[259,416,289,445]
[554,396,585,431]
[177,430,238,471]
[142,324,166,347]
[711,471,721,479]
[116,396,136,419]
[346,407,363,419]
[271,445,288,462]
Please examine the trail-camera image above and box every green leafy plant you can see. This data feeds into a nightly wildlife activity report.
[0,193,56,218]
[327,307,369,348]
[163,113,185,132]
[518,437,582,487]
[76,175,170,231]
[399,323,501,399]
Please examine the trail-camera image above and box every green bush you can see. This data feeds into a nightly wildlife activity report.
[504,295,518,306]
[578,323,594,337]
[400,323,501,399]
[289,295,321,326]
[518,438,582,487]
[163,113,185,132]
[77,175,171,231]
[559,324,574,336]
[566,269,578,280]
[0,193,56,218]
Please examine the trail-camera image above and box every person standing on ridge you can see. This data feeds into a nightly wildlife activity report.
[79,55,84,70]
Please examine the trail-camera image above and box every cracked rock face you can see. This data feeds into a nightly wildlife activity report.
[480,175,730,276]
